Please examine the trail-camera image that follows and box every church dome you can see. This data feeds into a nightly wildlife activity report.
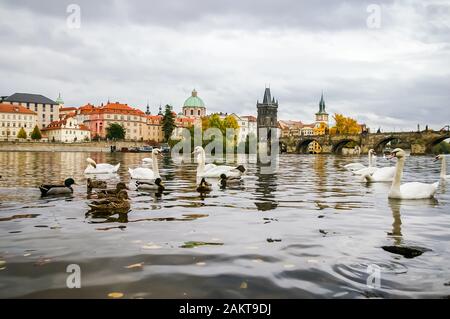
[183,89,205,108]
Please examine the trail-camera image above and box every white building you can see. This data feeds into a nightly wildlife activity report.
[41,115,91,143]
[0,103,38,140]
[1,93,60,129]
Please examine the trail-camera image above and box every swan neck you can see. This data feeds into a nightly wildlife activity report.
[152,153,160,178]
[197,150,206,173]
[391,156,405,193]
[368,152,372,167]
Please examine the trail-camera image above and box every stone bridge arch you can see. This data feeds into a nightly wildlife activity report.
[374,136,411,153]
[331,138,360,154]
[426,134,450,152]
[297,138,322,154]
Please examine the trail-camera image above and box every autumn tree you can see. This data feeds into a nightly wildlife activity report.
[331,113,361,135]
[17,127,27,139]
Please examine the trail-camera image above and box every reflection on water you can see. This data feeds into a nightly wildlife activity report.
[0,151,449,298]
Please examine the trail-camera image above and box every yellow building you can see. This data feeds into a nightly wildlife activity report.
[308,141,323,154]
[0,103,38,140]
[145,115,164,143]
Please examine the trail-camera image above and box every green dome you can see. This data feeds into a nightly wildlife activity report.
[183,89,205,108]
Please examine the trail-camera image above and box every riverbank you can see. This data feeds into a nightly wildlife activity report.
[0,141,150,152]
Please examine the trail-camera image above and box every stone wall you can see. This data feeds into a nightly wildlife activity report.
[0,140,151,152]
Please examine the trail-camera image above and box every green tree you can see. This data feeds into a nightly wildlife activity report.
[106,123,126,140]
[17,127,27,139]
[30,125,42,140]
[162,105,176,142]
[432,141,450,154]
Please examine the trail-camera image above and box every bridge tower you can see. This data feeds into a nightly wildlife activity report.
[257,87,278,151]
[315,91,329,130]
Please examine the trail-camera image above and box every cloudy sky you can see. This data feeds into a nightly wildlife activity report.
[0,0,449,131]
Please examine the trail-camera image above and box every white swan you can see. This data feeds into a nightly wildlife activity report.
[388,148,439,199]
[129,149,162,181]
[193,146,246,178]
[345,149,376,172]
[435,154,450,180]
[84,158,120,174]
[353,149,377,176]
[364,166,396,182]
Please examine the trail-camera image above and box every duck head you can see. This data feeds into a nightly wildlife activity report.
[64,178,76,187]
[117,190,129,200]
[155,178,165,188]
[116,182,129,191]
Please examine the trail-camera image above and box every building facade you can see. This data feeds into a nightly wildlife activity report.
[183,89,206,118]
[41,115,91,143]
[0,103,38,140]
[145,115,164,143]
[1,93,60,129]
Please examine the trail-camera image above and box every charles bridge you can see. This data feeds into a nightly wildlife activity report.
[280,130,450,155]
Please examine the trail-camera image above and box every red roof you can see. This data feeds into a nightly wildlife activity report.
[0,103,37,115]
[59,107,77,112]
[242,115,257,122]
[42,119,90,131]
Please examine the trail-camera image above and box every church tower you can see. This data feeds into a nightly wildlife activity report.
[315,91,329,124]
[257,87,278,142]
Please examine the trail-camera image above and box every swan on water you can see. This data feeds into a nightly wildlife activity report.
[345,149,376,172]
[434,154,449,180]
[193,146,246,178]
[388,148,439,200]
[84,158,120,174]
[129,148,162,181]
[353,149,377,176]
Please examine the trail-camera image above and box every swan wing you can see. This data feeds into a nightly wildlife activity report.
[371,166,395,181]
[353,167,377,176]
[129,167,155,180]
[202,165,238,177]
[399,182,438,199]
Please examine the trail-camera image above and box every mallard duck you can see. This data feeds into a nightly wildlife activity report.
[219,174,243,188]
[196,178,212,193]
[39,178,76,196]
[87,178,107,192]
[88,190,130,213]
[136,178,165,192]
[96,182,128,197]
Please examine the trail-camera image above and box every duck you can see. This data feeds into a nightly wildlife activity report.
[136,178,165,192]
[84,158,120,174]
[353,149,378,176]
[86,178,107,192]
[219,174,243,188]
[196,178,212,193]
[39,178,76,196]
[434,154,450,180]
[95,182,129,198]
[388,148,439,199]
[193,146,246,178]
[129,149,162,180]
[345,149,376,172]
[88,190,130,214]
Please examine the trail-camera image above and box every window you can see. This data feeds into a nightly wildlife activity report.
[198,110,201,116]
[191,110,193,116]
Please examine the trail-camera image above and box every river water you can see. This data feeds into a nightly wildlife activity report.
[0,151,449,298]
